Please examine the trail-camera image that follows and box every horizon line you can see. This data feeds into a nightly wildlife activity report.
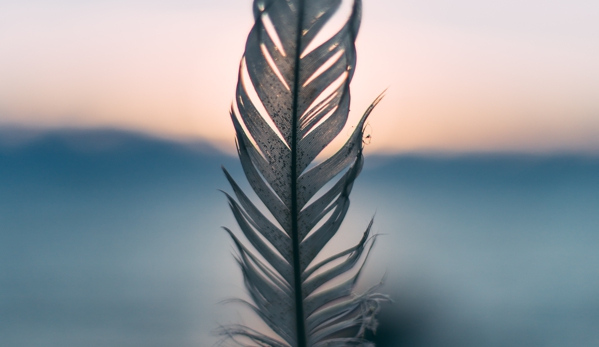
[1,124,598,157]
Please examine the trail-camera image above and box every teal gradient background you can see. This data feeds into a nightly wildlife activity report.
[1,130,598,346]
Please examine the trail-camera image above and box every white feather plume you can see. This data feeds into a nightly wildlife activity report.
[220,1,388,346]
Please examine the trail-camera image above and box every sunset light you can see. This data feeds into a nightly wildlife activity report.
[2,1,599,346]
[1,0,598,153]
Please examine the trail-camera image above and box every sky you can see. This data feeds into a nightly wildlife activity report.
[1,0,598,154]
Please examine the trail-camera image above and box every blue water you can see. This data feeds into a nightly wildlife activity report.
[1,129,598,346]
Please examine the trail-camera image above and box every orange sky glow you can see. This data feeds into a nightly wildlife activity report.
[1,0,598,154]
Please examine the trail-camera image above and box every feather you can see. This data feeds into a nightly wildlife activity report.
[220,0,388,346]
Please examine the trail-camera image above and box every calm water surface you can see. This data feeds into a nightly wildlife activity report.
[1,130,598,346]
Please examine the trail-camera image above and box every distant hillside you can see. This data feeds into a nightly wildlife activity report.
[0,126,224,154]
[1,127,598,196]
[0,127,238,189]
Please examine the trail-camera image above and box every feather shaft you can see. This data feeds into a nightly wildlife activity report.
[290,2,308,344]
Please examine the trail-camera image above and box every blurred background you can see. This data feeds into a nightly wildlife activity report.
[1,0,598,346]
